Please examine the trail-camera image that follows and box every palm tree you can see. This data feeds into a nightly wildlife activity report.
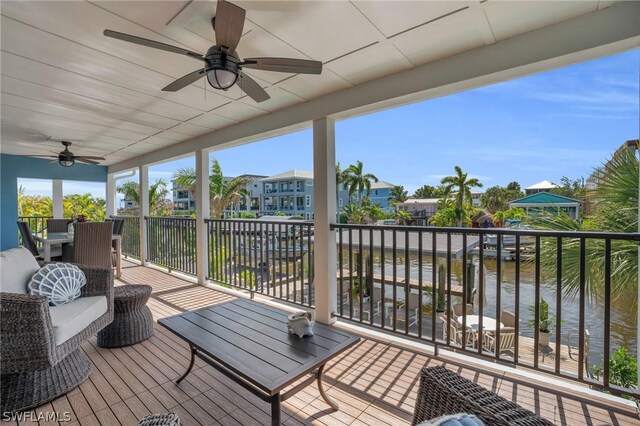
[117,179,170,216]
[389,185,408,206]
[440,166,483,227]
[173,159,251,218]
[533,150,638,302]
[342,161,378,207]
[394,209,412,225]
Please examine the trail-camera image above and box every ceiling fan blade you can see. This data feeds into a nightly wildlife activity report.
[242,58,322,75]
[23,155,58,159]
[162,69,206,92]
[75,159,100,165]
[75,156,106,161]
[103,29,204,62]
[238,73,270,103]
[214,0,245,54]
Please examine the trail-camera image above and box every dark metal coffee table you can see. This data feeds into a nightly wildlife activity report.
[158,299,360,425]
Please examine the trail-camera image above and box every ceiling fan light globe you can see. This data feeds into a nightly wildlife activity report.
[206,68,238,90]
[59,158,74,167]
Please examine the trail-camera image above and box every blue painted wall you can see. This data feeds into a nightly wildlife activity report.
[1,154,107,250]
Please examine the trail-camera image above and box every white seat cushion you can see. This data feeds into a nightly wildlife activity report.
[0,247,41,294]
[49,296,107,345]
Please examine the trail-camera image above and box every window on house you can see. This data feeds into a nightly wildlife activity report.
[306,195,311,207]
[306,180,313,186]
[339,198,343,207]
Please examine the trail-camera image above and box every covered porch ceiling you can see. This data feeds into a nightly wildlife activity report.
[1,1,638,172]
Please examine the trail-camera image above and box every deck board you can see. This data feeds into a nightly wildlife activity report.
[15,260,640,425]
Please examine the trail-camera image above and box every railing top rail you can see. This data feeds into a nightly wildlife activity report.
[330,223,640,240]
[144,216,196,220]
[206,218,313,225]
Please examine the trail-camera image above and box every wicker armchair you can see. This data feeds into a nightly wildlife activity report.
[0,263,114,413]
[412,366,554,426]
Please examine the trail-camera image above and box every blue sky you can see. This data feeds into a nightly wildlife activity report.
[22,48,639,200]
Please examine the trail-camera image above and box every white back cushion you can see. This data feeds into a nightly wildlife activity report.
[0,247,40,294]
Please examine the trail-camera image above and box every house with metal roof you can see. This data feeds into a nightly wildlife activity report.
[509,192,582,220]
[524,180,559,195]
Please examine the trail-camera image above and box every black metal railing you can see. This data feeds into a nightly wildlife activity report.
[206,219,314,307]
[18,216,52,246]
[146,216,196,275]
[331,223,640,398]
[112,216,141,259]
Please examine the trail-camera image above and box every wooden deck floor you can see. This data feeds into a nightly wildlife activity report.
[4,260,638,426]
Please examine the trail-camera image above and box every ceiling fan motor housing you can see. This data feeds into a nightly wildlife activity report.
[205,46,240,90]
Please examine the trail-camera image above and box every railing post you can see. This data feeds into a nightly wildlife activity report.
[52,180,63,219]
[139,165,149,266]
[196,149,210,285]
[313,117,337,324]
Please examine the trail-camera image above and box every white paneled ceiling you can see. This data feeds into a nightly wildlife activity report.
[0,0,605,165]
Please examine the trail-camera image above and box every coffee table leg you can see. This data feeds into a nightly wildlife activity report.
[271,393,281,426]
[176,346,197,384]
[317,364,339,410]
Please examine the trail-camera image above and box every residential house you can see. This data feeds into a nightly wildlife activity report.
[586,139,638,189]
[396,198,439,225]
[172,182,195,211]
[261,170,315,220]
[524,180,559,195]
[509,192,582,220]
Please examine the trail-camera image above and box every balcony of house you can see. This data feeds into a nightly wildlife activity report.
[7,215,640,425]
[2,1,640,425]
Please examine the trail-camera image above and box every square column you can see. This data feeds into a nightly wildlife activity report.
[139,165,149,266]
[196,150,210,285]
[313,117,337,324]
[52,180,63,219]
[106,174,117,218]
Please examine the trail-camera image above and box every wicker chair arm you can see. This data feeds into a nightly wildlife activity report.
[0,292,57,373]
[76,265,114,298]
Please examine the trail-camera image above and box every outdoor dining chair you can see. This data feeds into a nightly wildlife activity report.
[482,326,516,355]
[453,303,474,317]
[501,309,516,328]
[111,219,125,268]
[17,221,61,260]
[62,222,114,269]
[47,219,72,233]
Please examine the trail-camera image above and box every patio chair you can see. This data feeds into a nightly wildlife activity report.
[17,221,61,260]
[62,222,114,269]
[501,309,516,328]
[453,303,474,317]
[111,219,125,267]
[46,219,72,233]
[0,247,114,413]
[483,327,516,355]
[412,366,554,425]
[441,313,477,347]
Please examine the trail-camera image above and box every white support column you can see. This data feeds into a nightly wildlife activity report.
[196,149,210,285]
[52,180,64,219]
[106,174,117,218]
[313,117,337,324]
[139,165,149,266]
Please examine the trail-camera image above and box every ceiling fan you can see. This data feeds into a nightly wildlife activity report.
[103,0,322,103]
[24,141,105,167]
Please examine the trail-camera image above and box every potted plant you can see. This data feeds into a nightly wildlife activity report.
[528,298,554,347]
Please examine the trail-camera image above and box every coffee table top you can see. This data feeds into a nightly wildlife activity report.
[159,299,360,395]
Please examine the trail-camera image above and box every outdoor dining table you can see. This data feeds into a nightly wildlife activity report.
[33,232,122,279]
[456,315,504,332]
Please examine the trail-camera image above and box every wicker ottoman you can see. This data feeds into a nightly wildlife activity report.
[97,285,153,348]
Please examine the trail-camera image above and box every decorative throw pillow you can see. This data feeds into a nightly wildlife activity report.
[417,414,485,426]
[28,263,86,306]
